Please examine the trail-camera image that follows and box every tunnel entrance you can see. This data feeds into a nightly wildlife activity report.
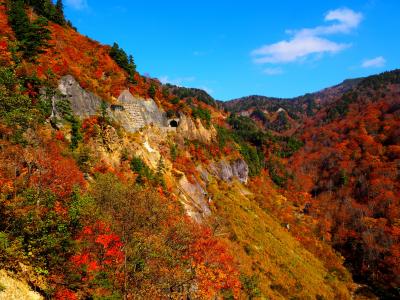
[169,120,178,127]
[111,104,125,111]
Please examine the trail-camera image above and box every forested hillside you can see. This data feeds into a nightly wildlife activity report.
[288,70,400,298]
[0,1,398,299]
[223,77,363,134]
[225,69,400,298]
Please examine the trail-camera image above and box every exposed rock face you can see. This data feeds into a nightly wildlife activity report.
[0,270,43,300]
[210,159,249,184]
[112,90,167,132]
[57,75,102,117]
[231,159,249,183]
[175,159,248,222]
[178,176,211,223]
[56,76,168,133]
[177,114,216,143]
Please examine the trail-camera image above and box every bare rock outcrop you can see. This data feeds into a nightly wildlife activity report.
[57,75,102,117]
[112,89,167,132]
[177,114,216,143]
[0,270,43,300]
[178,176,211,223]
[210,159,249,184]
[55,76,168,133]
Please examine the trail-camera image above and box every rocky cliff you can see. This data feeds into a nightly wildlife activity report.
[57,75,102,117]
[0,270,42,300]
[55,75,168,133]
[210,159,249,184]
[113,89,167,131]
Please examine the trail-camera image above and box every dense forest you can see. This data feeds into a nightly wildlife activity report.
[0,1,399,299]
[289,71,400,297]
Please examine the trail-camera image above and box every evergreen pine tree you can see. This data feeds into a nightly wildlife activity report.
[54,0,66,25]
[7,0,51,60]
[155,157,166,188]
[8,0,30,42]
[22,16,51,59]
[128,55,136,82]
[109,43,137,83]
[148,84,156,99]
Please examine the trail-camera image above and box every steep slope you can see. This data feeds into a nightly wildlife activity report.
[287,70,400,298]
[0,1,384,299]
[0,1,353,299]
[208,179,353,299]
[222,70,400,298]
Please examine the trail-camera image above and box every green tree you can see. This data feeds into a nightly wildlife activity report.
[192,107,211,127]
[170,143,178,161]
[69,116,82,150]
[0,66,38,142]
[148,84,156,99]
[128,55,136,82]
[7,0,30,42]
[23,16,51,59]
[54,0,66,25]
[109,43,136,83]
[25,0,66,24]
[7,0,51,60]
[155,157,166,188]
[130,156,154,184]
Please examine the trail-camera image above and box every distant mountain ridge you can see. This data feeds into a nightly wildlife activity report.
[220,75,382,134]
[1,1,399,298]
[223,77,363,115]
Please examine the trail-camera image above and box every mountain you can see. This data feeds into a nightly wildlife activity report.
[0,1,399,299]
[222,77,363,134]
[288,70,400,299]
[224,69,400,298]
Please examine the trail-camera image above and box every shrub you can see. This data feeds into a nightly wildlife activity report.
[148,84,156,98]
[130,156,154,184]
[0,232,9,251]
[170,97,180,105]
[240,274,262,299]
[192,107,211,127]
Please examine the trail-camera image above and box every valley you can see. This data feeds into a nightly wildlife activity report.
[0,1,399,299]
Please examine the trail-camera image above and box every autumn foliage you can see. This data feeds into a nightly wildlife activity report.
[188,227,241,298]
[1,1,400,299]
[31,141,85,198]
[288,79,400,295]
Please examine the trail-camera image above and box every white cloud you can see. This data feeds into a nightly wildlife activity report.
[324,8,363,32]
[263,67,284,75]
[362,56,386,68]
[65,0,88,10]
[253,36,349,64]
[252,8,362,64]
[159,76,196,86]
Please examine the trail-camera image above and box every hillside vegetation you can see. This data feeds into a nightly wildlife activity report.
[223,77,363,134]
[0,1,398,299]
[288,70,400,298]
[225,69,400,298]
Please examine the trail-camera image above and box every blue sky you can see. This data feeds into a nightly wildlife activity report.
[63,0,400,100]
